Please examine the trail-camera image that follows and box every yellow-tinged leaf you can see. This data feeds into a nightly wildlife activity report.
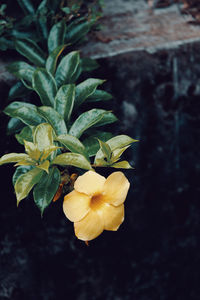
[111,161,133,169]
[95,135,138,163]
[24,140,41,160]
[15,167,44,205]
[97,139,112,162]
[0,153,30,166]
[37,160,50,173]
[40,146,61,161]
[111,145,131,163]
[33,123,54,151]
[14,158,36,166]
[94,158,109,167]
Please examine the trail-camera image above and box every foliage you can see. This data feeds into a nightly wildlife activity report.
[0,0,104,51]
[0,0,138,217]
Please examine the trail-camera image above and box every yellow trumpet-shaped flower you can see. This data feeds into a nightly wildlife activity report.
[63,170,130,241]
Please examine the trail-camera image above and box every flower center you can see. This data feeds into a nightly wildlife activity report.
[90,194,104,210]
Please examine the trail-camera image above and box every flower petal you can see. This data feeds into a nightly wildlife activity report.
[63,190,91,222]
[74,170,106,196]
[97,203,124,231]
[74,210,104,241]
[103,172,130,206]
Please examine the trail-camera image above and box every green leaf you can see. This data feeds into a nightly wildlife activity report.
[69,63,82,83]
[56,134,89,160]
[0,153,30,166]
[15,126,33,145]
[111,161,133,169]
[97,139,112,162]
[80,58,99,72]
[21,79,33,90]
[7,118,25,135]
[55,51,80,88]
[37,106,67,136]
[12,28,36,40]
[54,84,75,123]
[36,16,48,41]
[15,38,46,67]
[4,102,45,126]
[33,167,60,215]
[82,131,113,157]
[12,165,33,186]
[33,123,54,151]
[36,0,48,40]
[0,37,14,51]
[93,111,117,127]
[7,61,35,83]
[52,153,92,170]
[75,78,105,108]
[61,7,71,14]
[48,20,66,53]
[36,0,47,13]
[65,20,90,44]
[86,90,113,103]
[15,167,44,205]
[95,135,138,163]
[46,44,66,75]
[69,109,109,138]
[12,29,37,41]
[17,0,35,14]
[37,160,50,173]
[8,82,30,100]
[32,68,57,106]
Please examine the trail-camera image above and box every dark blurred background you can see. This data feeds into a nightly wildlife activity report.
[1,1,200,299]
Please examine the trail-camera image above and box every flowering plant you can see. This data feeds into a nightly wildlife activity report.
[0,2,138,241]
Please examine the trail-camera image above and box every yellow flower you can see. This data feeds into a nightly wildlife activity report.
[63,170,130,241]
